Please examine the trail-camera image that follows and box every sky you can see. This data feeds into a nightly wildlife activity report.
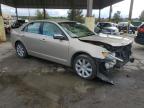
[1,0,144,18]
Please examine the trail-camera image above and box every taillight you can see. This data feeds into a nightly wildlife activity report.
[138,27,144,33]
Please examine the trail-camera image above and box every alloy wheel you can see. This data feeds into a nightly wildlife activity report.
[16,44,25,57]
[75,58,93,78]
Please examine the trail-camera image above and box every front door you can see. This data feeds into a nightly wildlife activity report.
[39,22,70,64]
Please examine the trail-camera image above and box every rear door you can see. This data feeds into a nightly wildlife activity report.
[22,22,44,53]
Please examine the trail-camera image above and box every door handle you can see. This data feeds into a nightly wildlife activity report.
[41,38,46,42]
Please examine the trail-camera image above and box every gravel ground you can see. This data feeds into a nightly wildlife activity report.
[0,37,144,108]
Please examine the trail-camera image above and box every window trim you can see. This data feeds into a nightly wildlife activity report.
[22,22,42,34]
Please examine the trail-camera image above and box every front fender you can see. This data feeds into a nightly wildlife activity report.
[68,39,109,66]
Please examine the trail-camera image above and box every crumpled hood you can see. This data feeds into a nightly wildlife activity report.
[79,33,133,47]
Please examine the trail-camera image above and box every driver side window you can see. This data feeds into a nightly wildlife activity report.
[42,22,63,38]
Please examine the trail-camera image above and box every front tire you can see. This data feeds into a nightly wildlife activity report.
[15,42,28,58]
[73,54,97,80]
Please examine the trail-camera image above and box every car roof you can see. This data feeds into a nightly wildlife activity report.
[98,22,112,24]
[29,19,77,23]
[19,20,79,30]
[118,22,128,24]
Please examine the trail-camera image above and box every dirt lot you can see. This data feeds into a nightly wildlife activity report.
[0,38,144,108]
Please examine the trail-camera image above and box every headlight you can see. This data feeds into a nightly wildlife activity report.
[103,52,123,62]
[102,52,110,58]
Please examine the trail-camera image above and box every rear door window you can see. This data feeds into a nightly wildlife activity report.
[23,22,41,34]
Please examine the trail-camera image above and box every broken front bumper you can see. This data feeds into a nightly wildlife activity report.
[105,43,134,69]
[105,55,135,70]
[95,46,135,84]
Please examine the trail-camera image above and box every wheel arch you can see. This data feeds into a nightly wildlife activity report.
[15,40,28,52]
[15,40,23,48]
[71,51,92,67]
[15,40,28,58]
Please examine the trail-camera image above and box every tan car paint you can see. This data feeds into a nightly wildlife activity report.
[11,21,131,67]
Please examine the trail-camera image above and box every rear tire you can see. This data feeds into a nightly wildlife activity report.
[73,54,97,80]
[15,42,28,58]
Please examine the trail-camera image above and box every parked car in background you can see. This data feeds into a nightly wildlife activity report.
[131,21,143,28]
[11,20,134,84]
[118,22,137,34]
[11,19,28,29]
[95,22,119,35]
[135,23,144,45]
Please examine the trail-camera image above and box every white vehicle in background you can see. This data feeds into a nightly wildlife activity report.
[95,22,120,35]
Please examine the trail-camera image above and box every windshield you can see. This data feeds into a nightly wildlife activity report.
[100,23,113,27]
[59,22,95,38]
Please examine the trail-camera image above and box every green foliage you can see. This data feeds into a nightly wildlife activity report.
[113,11,121,23]
[139,10,144,21]
[67,9,84,23]
[35,10,49,20]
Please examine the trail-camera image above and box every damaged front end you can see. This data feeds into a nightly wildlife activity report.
[105,44,134,68]
[96,44,135,84]
[79,35,134,84]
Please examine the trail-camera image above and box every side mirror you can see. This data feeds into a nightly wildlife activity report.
[53,34,65,40]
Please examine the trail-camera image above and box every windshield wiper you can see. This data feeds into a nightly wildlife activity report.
[72,36,87,38]
[87,33,95,36]
[72,33,95,38]
[72,36,79,38]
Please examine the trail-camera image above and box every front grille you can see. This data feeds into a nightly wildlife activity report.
[115,44,132,61]
[114,44,132,68]
[115,44,131,61]
[104,44,132,68]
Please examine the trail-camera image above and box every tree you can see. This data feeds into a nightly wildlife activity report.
[139,10,144,21]
[35,10,49,20]
[113,11,121,23]
[67,9,84,23]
